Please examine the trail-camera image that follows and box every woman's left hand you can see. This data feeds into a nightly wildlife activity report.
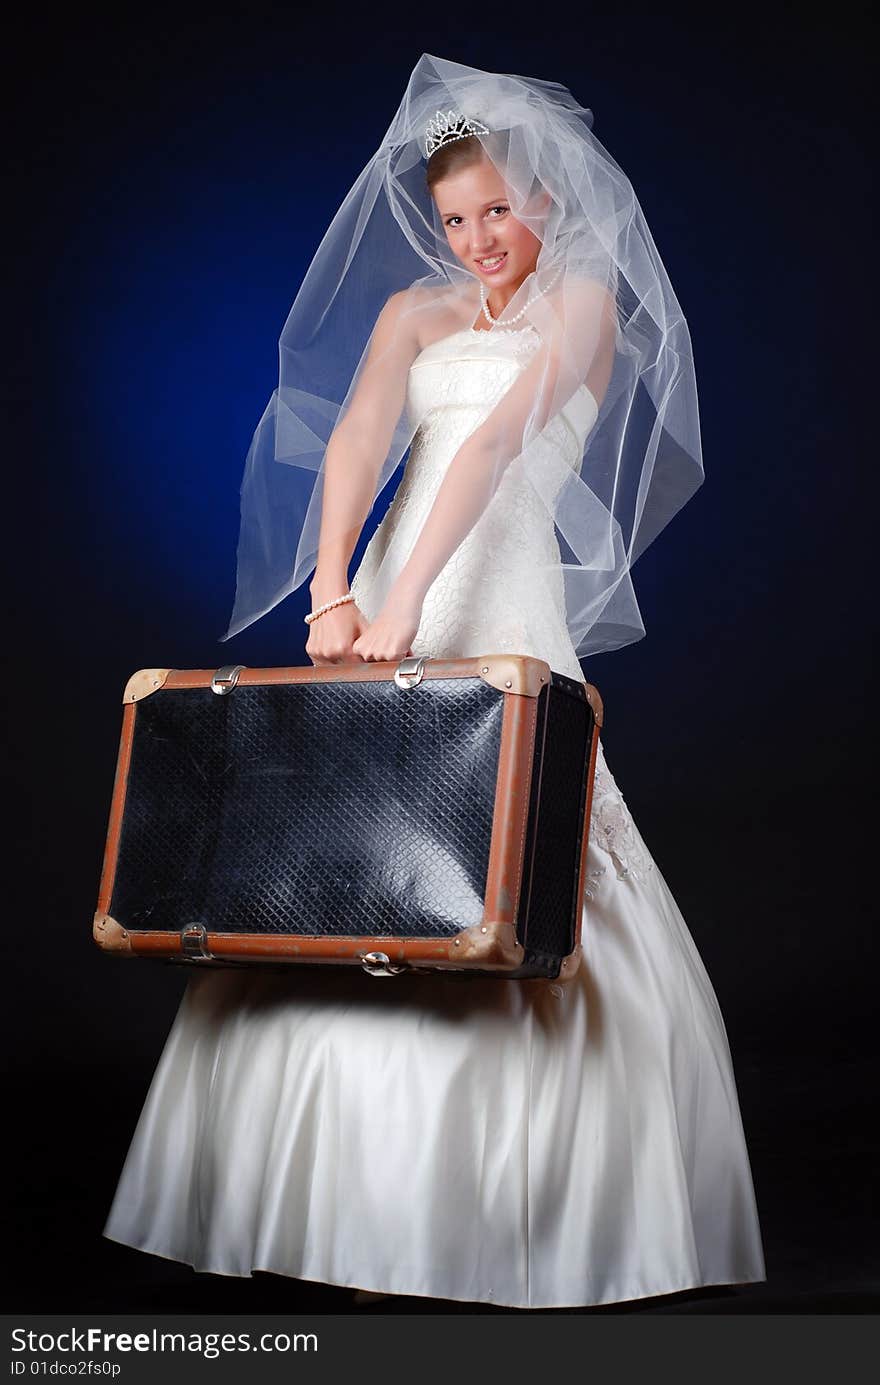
[352,591,423,663]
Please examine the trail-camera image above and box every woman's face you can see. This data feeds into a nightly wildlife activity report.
[432,156,545,294]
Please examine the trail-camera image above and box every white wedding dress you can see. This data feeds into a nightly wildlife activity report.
[103,326,766,1309]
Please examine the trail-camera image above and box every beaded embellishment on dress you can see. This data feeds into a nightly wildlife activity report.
[590,743,656,883]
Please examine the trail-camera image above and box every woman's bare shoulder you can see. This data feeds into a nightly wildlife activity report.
[378,282,468,348]
[382,282,448,308]
[375,282,447,327]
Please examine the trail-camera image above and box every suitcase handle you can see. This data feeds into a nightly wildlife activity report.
[209,662,424,694]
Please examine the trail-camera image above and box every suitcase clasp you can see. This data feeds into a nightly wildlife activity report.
[211,664,247,695]
[181,923,213,960]
[394,656,427,690]
[361,950,407,977]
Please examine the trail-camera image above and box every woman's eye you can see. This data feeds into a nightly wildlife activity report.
[445,208,507,227]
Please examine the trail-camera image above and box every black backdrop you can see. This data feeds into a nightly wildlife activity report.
[3,3,874,1313]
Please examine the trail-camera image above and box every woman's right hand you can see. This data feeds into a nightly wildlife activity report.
[305,600,370,665]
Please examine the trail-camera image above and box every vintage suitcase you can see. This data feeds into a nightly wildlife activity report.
[93,654,603,980]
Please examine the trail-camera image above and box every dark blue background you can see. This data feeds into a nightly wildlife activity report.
[5,4,874,1312]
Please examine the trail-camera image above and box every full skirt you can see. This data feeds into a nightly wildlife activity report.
[103,740,766,1308]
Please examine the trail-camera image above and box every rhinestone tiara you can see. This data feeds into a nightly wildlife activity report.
[424,109,490,157]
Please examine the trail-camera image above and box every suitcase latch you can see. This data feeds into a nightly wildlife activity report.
[181,923,213,960]
[394,656,427,690]
[361,950,407,977]
[211,664,247,695]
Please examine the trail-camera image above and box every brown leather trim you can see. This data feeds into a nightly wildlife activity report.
[119,925,525,972]
[160,659,472,690]
[95,702,137,916]
[483,690,538,932]
[558,946,582,979]
[584,682,604,729]
[452,920,523,966]
[476,655,550,698]
[93,912,133,953]
[155,654,549,693]
[123,668,172,703]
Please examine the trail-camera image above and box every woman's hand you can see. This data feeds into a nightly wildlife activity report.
[351,590,423,663]
[305,600,370,665]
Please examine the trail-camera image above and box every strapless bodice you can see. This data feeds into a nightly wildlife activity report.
[405,327,598,469]
[350,325,598,683]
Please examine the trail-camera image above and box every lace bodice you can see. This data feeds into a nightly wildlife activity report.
[350,326,653,883]
[350,328,596,675]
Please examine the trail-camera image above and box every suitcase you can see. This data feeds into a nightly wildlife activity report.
[93,653,603,980]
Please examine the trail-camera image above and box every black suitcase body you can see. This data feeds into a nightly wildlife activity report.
[94,654,603,980]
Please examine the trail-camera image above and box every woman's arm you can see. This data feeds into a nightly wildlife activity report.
[309,289,420,602]
[306,291,420,663]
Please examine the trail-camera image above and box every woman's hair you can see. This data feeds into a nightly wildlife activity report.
[425,129,547,211]
[425,131,499,192]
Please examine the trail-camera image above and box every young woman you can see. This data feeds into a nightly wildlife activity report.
[103,55,766,1310]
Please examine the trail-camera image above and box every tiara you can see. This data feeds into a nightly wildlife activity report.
[424,109,490,157]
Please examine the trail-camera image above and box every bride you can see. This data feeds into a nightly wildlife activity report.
[103,55,766,1309]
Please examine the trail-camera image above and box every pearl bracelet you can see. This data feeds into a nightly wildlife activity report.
[304,592,354,625]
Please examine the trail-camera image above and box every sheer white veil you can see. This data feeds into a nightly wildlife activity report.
[220,53,703,656]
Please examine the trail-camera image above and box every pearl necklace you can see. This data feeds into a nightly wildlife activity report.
[480,267,562,329]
